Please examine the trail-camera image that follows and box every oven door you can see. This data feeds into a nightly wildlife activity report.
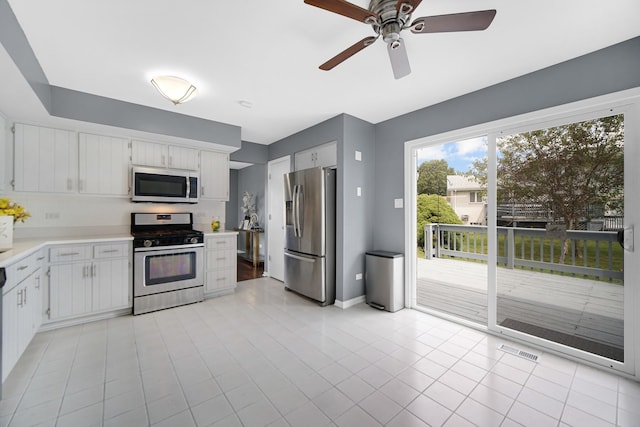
[134,244,204,297]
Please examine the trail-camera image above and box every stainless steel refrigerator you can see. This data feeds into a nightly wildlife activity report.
[284,167,336,305]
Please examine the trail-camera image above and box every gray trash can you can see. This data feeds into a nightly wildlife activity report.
[365,251,404,312]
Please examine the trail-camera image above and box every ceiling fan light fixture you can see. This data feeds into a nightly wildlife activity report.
[150,75,197,105]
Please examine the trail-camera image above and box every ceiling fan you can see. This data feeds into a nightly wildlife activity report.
[304,0,497,79]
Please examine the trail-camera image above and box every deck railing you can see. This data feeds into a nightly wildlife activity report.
[423,223,623,281]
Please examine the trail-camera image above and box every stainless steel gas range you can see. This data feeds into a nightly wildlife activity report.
[131,212,204,315]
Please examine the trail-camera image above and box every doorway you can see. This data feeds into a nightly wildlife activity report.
[414,137,488,325]
[267,156,291,281]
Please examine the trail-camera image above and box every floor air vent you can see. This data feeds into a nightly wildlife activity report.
[498,344,539,362]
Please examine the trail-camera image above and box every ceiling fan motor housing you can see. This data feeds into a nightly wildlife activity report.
[369,0,412,44]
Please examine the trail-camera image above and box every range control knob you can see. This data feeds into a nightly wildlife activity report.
[143,240,153,247]
[188,237,199,244]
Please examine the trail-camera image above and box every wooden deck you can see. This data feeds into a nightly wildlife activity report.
[416,258,624,360]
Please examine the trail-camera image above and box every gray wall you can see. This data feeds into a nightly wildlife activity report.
[373,36,640,253]
[340,115,375,300]
[231,141,269,164]
[227,169,239,231]
[269,116,344,160]
[268,114,376,302]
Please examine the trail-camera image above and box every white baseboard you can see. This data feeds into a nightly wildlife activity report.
[334,295,366,309]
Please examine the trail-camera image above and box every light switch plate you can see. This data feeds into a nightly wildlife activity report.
[394,198,403,208]
[355,150,362,161]
[357,187,362,197]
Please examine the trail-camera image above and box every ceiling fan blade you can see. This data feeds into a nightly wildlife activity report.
[411,9,497,34]
[304,0,378,24]
[387,38,411,79]
[320,36,377,71]
[396,0,423,14]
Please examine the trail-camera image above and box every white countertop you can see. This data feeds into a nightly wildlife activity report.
[202,230,238,237]
[1,230,240,267]
[0,234,133,267]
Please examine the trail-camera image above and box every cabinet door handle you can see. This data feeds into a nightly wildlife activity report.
[216,277,226,282]
[37,256,45,261]
[35,275,40,289]
[83,265,88,278]
[67,178,73,190]
[17,289,23,307]
[17,265,28,271]
[201,186,205,196]
[23,288,27,304]
[100,249,119,254]
[216,257,225,261]
[59,252,80,257]
[92,264,96,277]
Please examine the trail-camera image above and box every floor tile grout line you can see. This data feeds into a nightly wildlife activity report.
[2,278,634,427]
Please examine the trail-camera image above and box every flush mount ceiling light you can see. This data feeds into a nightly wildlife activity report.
[150,75,197,105]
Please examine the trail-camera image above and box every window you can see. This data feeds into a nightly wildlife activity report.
[470,191,482,203]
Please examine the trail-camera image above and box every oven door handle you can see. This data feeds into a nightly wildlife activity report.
[134,243,204,252]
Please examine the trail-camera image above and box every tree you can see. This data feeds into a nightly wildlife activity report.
[417,159,454,195]
[416,194,462,247]
[497,115,623,228]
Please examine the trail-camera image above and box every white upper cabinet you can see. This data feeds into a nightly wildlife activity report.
[168,145,199,171]
[131,139,199,171]
[130,140,166,168]
[78,133,130,195]
[294,141,337,171]
[14,123,78,192]
[200,150,229,200]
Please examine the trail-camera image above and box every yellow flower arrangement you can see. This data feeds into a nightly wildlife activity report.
[0,198,31,223]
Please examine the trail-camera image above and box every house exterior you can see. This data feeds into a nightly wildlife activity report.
[446,175,486,225]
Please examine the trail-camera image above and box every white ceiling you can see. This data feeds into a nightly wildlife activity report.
[3,0,640,145]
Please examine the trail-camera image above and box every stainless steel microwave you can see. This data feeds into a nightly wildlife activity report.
[131,166,198,203]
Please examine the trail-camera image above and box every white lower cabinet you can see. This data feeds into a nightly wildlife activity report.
[47,241,131,322]
[2,249,44,382]
[205,234,237,297]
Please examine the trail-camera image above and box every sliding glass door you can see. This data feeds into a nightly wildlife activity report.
[413,138,488,325]
[494,111,628,365]
[407,99,637,374]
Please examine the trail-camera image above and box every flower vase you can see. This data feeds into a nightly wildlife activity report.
[0,215,14,251]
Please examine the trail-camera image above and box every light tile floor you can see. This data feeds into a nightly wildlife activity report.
[1,278,639,427]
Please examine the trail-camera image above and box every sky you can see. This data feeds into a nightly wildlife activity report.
[416,136,487,174]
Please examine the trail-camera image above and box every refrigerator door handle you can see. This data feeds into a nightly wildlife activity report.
[292,185,298,237]
[285,252,316,263]
[294,184,302,237]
